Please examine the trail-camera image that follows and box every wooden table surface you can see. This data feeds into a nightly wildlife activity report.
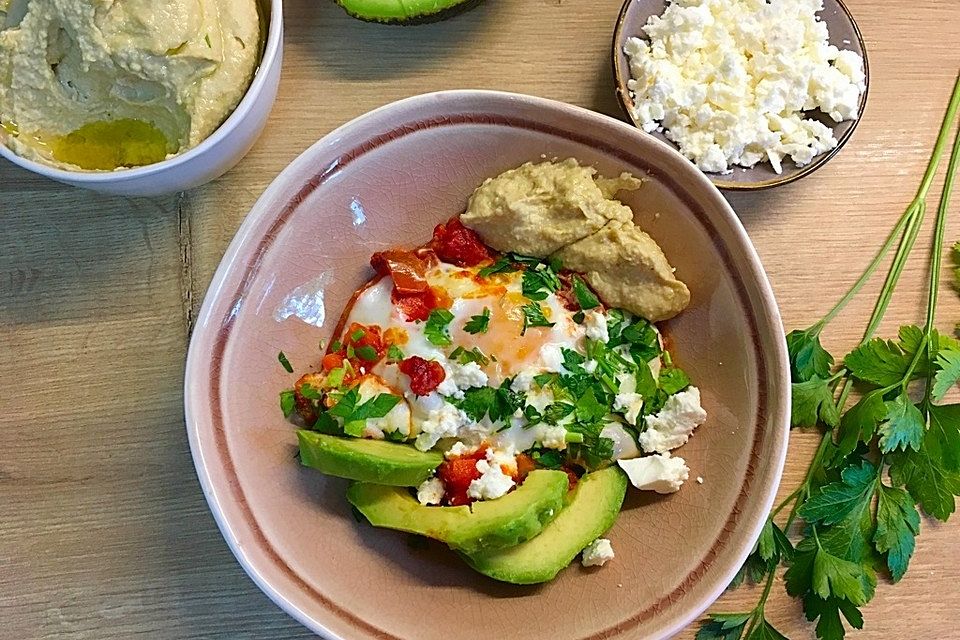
[3,0,960,638]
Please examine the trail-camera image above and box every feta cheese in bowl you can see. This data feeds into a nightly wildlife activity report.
[612,0,869,189]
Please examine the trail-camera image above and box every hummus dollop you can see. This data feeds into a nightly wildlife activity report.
[461,159,690,322]
[0,0,261,170]
[462,158,642,257]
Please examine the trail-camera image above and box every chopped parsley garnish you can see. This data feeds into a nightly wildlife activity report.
[533,372,559,388]
[386,345,405,363]
[326,367,347,389]
[530,448,565,469]
[450,345,490,366]
[279,389,296,417]
[454,386,497,422]
[278,351,294,373]
[355,344,379,362]
[424,308,455,346]
[384,430,407,442]
[572,276,600,310]
[522,263,562,301]
[658,366,691,395]
[452,379,525,424]
[328,387,402,437]
[478,255,518,278]
[299,383,322,400]
[574,387,608,424]
[464,307,491,334]
[542,402,575,425]
[521,302,555,335]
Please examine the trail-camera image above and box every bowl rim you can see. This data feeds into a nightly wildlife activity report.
[610,0,870,191]
[0,0,283,183]
[183,89,791,640]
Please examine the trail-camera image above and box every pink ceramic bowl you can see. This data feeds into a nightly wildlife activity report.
[184,90,790,640]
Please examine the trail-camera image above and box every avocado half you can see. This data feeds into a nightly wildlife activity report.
[347,469,568,555]
[463,466,628,584]
[297,430,442,487]
[334,0,480,24]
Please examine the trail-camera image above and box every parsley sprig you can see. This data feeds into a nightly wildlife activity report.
[700,75,960,640]
[424,308,455,346]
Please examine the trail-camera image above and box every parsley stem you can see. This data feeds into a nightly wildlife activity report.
[784,431,832,531]
[817,73,960,332]
[925,114,960,339]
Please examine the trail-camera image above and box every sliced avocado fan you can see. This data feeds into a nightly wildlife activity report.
[347,469,568,555]
[334,0,479,24]
[463,466,628,584]
[297,430,442,487]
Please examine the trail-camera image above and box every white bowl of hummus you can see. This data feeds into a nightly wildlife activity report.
[0,0,282,196]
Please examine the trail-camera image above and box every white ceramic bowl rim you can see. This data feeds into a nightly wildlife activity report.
[184,89,790,640]
[0,0,283,183]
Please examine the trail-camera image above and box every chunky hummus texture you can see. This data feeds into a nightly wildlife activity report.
[461,159,690,322]
[0,0,261,170]
[555,220,690,322]
[462,158,642,257]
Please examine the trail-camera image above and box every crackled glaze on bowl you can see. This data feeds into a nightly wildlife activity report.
[184,90,790,640]
[612,0,869,190]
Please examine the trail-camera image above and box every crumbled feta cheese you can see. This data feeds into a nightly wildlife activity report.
[468,456,516,501]
[415,404,472,451]
[486,447,518,474]
[618,453,690,494]
[511,370,536,392]
[540,343,566,373]
[624,0,865,174]
[639,386,707,453]
[436,361,489,399]
[581,538,615,567]
[416,477,445,505]
[583,360,598,374]
[445,441,477,459]
[614,392,644,426]
[539,425,568,450]
[583,310,609,343]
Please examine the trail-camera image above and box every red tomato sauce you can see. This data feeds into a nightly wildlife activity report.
[430,217,491,267]
[436,447,488,506]
[398,356,446,396]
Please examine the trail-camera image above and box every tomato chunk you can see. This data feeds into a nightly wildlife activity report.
[370,250,429,295]
[437,447,488,506]
[430,217,491,267]
[321,353,344,372]
[392,286,441,322]
[513,453,536,482]
[327,322,386,374]
[398,356,446,396]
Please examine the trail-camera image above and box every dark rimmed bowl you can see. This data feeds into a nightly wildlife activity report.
[612,0,869,191]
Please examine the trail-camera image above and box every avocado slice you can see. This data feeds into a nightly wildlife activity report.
[462,466,628,584]
[346,469,568,554]
[334,0,479,24]
[297,430,442,487]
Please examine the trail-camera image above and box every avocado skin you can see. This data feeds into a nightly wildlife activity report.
[297,430,442,487]
[346,469,568,555]
[334,0,480,24]
[462,466,628,584]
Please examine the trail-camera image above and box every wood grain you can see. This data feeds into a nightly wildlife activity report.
[2,0,959,638]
